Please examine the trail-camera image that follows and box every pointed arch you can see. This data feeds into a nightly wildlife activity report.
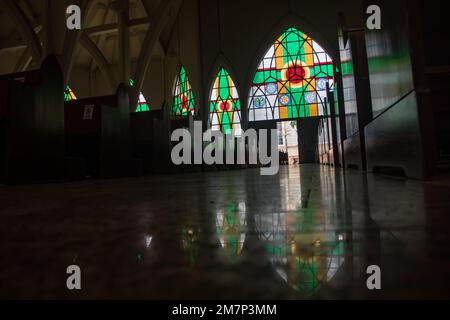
[248,26,335,122]
[172,65,195,118]
[209,68,242,136]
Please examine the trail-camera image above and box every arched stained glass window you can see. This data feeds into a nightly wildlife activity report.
[129,79,150,112]
[209,68,242,136]
[248,27,334,121]
[64,85,77,101]
[172,65,195,118]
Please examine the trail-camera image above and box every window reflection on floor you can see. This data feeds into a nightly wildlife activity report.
[216,202,247,262]
[255,210,344,296]
[181,227,199,267]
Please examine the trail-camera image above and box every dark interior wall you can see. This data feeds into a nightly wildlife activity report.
[421,0,450,68]
[70,56,166,108]
[420,0,450,166]
[69,68,90,98]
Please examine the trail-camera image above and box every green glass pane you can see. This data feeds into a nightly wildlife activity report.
[172,65,195,118]
[209,68,241,135]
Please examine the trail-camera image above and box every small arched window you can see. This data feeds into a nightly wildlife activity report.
[209,68,241,136]
[129,79,150,112]
[172,65,195,118]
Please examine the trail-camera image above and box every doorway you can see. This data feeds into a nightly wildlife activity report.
[277,120,299,166]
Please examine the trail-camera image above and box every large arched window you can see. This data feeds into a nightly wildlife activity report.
[129,79,150,112]
[209,68,241,136]
[172,65,195,118]
[64,85,77,101]
[248,27,334,121]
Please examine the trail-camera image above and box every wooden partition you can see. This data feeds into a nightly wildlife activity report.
[65,84,142,178]
[130,109,163,174]
[0,55,65,184]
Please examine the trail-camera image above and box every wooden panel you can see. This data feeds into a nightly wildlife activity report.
[4,81,35,183]
[100,84,132,178]
[64,85,136,178]
[1,55,65,183]
[131,110,163,174]
[65,102,102,177]
[33,55,65,181]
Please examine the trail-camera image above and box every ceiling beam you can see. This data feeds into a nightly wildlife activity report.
[84,17,151,37]
[14,48,33,72]
[90,6,115,72]
[0,25,42,54]
[140,0,161,23]
[0,17,150,53]
[63,0,95,83]
[1,0,42,63]
[131,0,183,110]
[17,0,38,26]
[79,33,117,91]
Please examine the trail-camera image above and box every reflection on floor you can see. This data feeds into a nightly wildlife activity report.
[1,164,450,299]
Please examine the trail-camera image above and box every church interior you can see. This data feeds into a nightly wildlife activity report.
[1,0,450,299]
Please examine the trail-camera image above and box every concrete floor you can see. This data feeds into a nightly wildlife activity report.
[1,164,450,299]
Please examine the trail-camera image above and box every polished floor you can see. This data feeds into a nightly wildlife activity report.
[1,164,450,299]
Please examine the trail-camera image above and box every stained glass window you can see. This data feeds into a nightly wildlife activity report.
[209,68,241,136]
[64,85,76,101]
[248,27,334,121]
[129,79,150,112]
[172,65,195,118]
